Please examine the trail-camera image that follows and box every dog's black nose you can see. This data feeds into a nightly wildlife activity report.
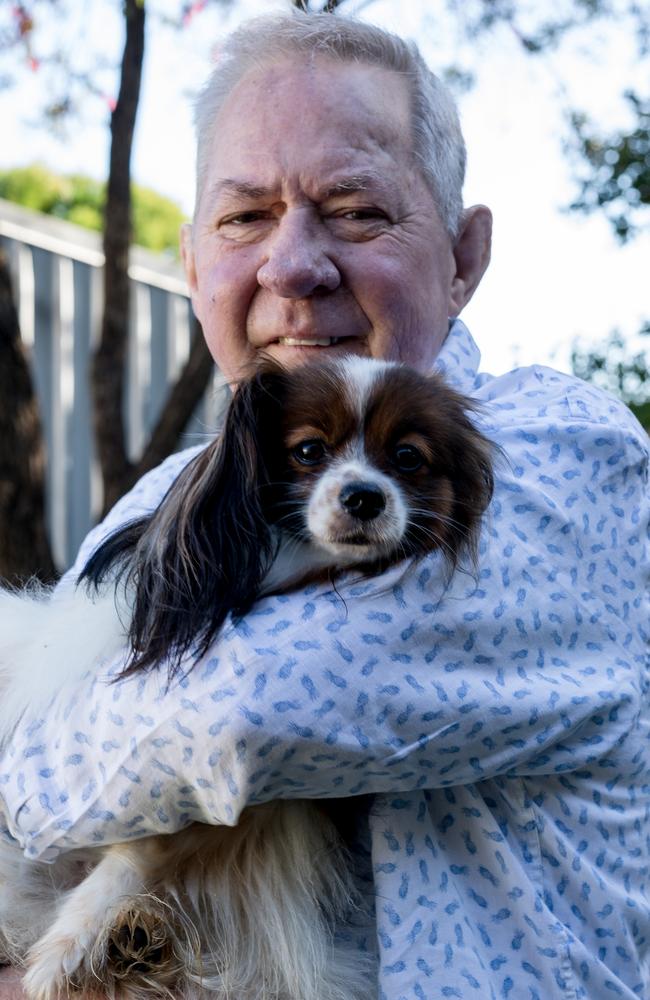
[339,482,386,521]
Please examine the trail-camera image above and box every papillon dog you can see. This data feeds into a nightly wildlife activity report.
[0,356,494,1000]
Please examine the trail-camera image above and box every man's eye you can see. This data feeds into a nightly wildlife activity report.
[291,439,327,466]
[337,208,385,221]
[391,444,425,473]
[220,211,265,226]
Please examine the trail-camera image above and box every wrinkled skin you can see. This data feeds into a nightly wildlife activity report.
[182,57,492,384]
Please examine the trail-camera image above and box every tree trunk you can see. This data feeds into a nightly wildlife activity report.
[92,0,146,515]
[133,318,215,483]
[91,0,216,517]
[0,249,57,585]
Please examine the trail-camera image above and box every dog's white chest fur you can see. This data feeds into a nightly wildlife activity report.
[0,585,128,743]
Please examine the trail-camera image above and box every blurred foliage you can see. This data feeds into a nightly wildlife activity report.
[566,85,649,416]
[568,92,650,242]
[0,163,187,254]
[445,0,614,51]
[571,325,650,430]
[438,0,648,75]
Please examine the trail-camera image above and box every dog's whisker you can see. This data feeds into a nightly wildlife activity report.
[408,514,466,538]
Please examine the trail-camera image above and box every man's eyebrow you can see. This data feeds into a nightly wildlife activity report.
[323,174,386,197]
[209,174,389,202]
[210,179,271,200]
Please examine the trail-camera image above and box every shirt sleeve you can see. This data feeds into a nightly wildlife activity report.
[3,398,649,859]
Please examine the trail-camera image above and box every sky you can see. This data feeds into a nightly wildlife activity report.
[1,0,648,378]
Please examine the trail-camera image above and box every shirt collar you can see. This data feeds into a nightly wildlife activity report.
[433,318,482,395]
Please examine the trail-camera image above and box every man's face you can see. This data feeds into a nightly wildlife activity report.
[182,57,490,383]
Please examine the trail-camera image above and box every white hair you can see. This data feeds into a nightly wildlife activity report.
[193,11,466,237]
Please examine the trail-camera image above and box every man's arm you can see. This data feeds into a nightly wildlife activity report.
[3,399,647,861]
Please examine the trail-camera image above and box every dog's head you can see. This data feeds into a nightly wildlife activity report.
[248,357,494,571]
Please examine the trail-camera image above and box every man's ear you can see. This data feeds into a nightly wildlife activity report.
[180,222,198,298]
[448,205,492,317]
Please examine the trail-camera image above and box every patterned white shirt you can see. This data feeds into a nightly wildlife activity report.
[2,320,649,999]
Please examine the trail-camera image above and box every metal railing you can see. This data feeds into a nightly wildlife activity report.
[0,198,221,571]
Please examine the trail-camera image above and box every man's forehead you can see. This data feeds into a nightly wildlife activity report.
[211,57,412,159]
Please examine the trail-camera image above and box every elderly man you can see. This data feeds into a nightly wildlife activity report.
[1,11,649,1000]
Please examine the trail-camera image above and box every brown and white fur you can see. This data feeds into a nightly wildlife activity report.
[0,357,494,999]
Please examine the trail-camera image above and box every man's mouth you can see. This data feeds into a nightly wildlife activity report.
[276,337,341,347]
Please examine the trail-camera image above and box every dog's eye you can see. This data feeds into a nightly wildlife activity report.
[392,444,425,472]
[291,439,327,466]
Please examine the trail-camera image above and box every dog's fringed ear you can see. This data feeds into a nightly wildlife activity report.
[80,516,151,593]
[82,364,290,680]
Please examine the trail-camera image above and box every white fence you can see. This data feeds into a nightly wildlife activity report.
[0,198,221,572]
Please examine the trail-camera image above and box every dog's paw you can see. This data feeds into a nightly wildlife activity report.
[22,925,99,999]
[107,906,173,979]
[23,902,180,999]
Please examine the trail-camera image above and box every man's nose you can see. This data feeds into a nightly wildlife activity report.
[257,213,341,298]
